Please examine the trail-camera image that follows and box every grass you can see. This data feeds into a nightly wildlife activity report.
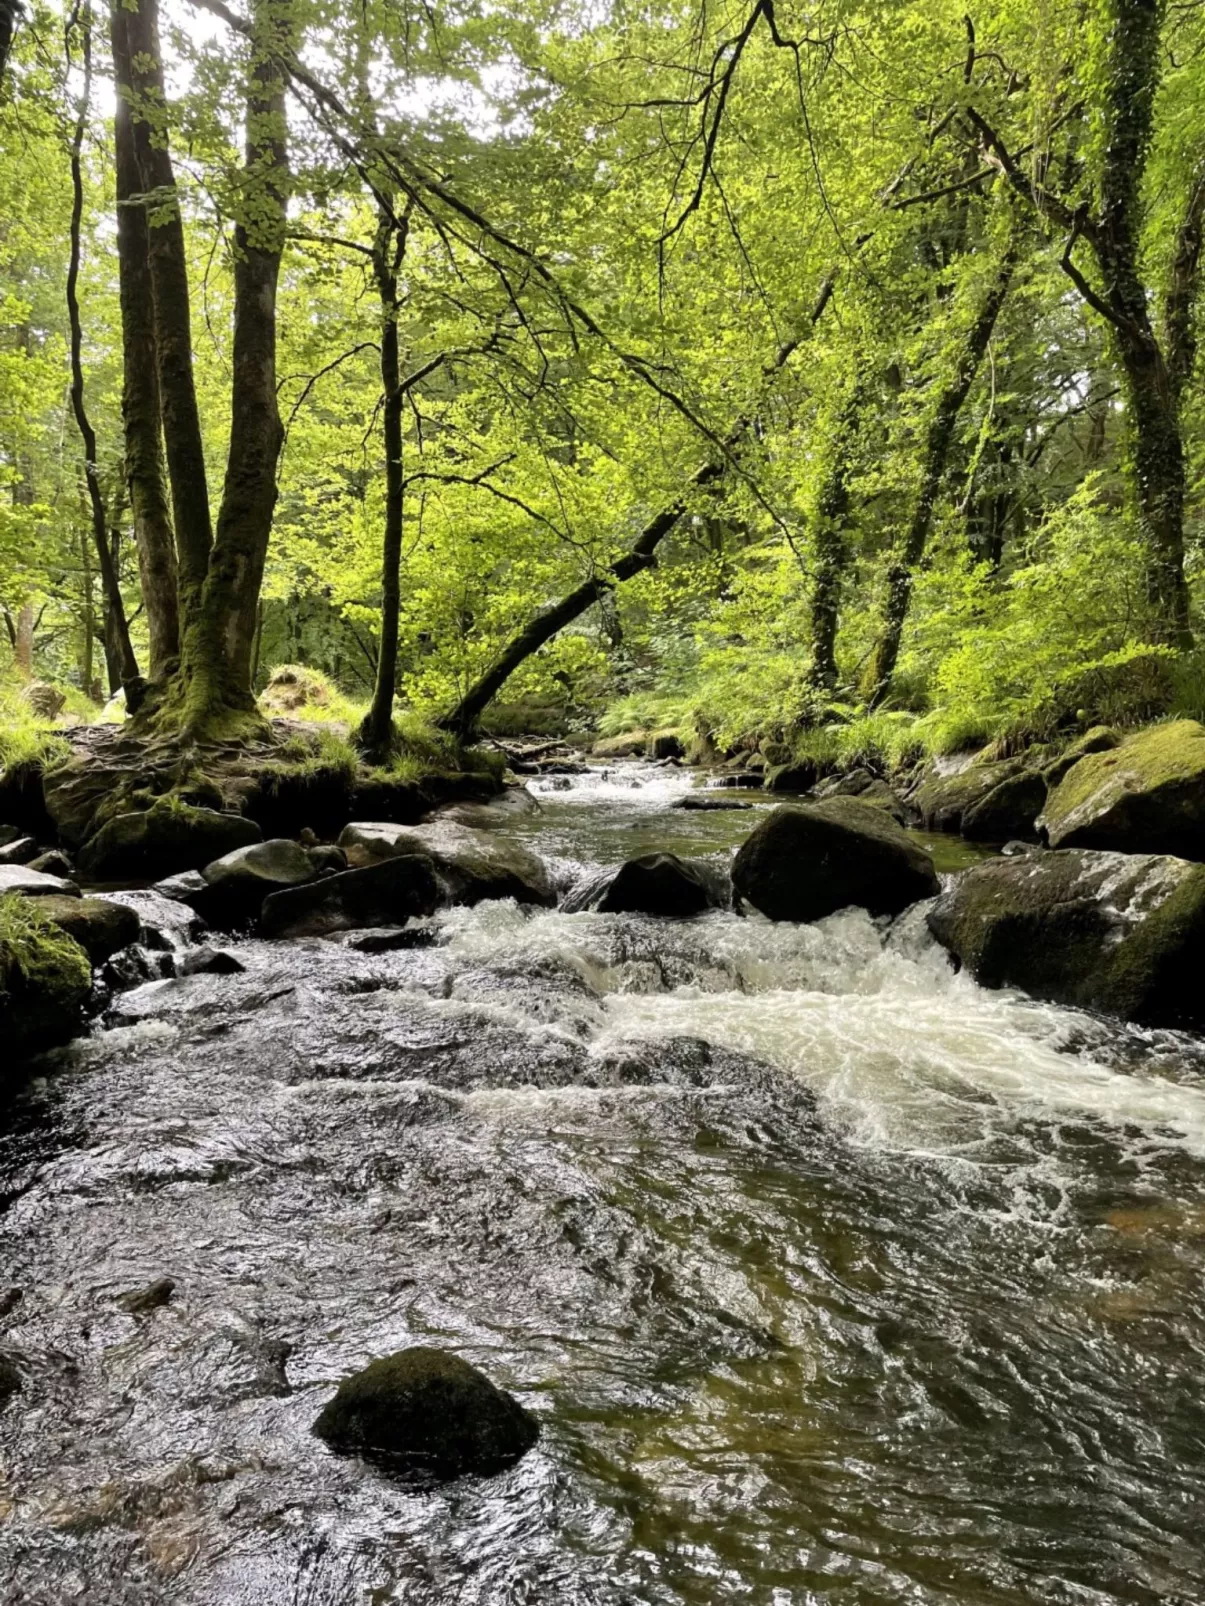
[0,679,71,773]
[0,895,92,992]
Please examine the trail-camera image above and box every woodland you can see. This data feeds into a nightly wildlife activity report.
[0,0,1203,771]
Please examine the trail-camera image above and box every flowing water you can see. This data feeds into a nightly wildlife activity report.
[2,765,1205,1604]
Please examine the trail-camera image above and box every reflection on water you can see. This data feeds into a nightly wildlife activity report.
[1,762,1203,1605]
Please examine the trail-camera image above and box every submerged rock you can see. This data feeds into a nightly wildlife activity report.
[339,821,555,908]
[0,895,92,1060]
[562,852,727,916]
[671,794,753,811]
[259,854,440,938]
[1038,720,1205,860]
[78,801,262,883]
[312,1346,539,1480]
[927,848,1205,1028]
[33,894,139,964]
[732,799,939,923]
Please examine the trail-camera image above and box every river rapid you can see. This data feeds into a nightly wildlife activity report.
[2,764,1204,1605]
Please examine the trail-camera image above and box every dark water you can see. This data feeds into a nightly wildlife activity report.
[2,766,1204,1604]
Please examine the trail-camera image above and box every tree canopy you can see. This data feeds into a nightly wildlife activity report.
[1,0,1203,760]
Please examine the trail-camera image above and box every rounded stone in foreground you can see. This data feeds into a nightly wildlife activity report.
[312,1346,539,1480]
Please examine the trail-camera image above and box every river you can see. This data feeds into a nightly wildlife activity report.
[2,763,1204,1604]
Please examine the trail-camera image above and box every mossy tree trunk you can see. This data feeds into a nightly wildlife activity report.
[110,0,179,682]
[807,383,864,693]
[867,231,1018,707]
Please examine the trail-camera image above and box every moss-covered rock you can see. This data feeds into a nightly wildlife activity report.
[196,838,318,926]
[764,760,821,793]
[0,895,93,1060]
[592,731,649,759]
[911,756,1028,833]
[312,1345,539,1480]
[34,894,139,964]
[960,771,1048,843]
[78,799,263,883]
[1042,726,1120,789]
[732,799,939,923]
[1038,720,1205,859]
[927,849,1205,1027]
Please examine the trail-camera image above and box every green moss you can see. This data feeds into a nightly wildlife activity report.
[0,895,92,1059]
[1043,719,1205,826]
[259,664,367,726]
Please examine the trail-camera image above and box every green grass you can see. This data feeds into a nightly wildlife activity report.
[0,679,71,773]
[258,663,367,727]
[0,895,92,991]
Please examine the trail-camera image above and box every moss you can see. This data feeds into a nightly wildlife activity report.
[1040,719,1205,855]
[258,664,367,726]
[0,895,93,1060]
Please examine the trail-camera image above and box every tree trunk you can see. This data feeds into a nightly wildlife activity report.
[867,236,1018,707]
[14,603,34,678]
[358,210,406,762]
[110,0,179,680]
[66,10,140,688]
[174,0,290,732]
[78,522,95,698]
[120,0,212,622]
[0,0,20,88]
[807,384,864,693]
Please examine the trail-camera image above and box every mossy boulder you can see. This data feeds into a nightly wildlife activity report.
[0,895,93,1060]
[34,894,139,964]
[592,731,649,760]
[927,848,1205,1028]
[1038,720,1205,859]
[78,800,262,884]
[340,820,555,908]
[259,853,440,938]
[562,851,727,916]
[646,730,685,761]
[1042,726,1120,789]
[764,760,821,793]
[813,769,910,824]
[732,799,939,923]
[911,756,1027,833]
[960,771,1048,843]
[312,1345,539,1480]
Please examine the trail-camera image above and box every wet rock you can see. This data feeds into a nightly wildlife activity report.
[27,849,74,878]
[961,771,1048,843]
[0,835,37,865]
[0,863,79,897]
[260,854,441,938]
[117,1276,176,1314]
[197,838,318,927]
[1043,726,1121,789]
[0,896,92,1059]
[592,731,648,759]
[438,787,541,829]
[313,1346,539,1480]
[0,1288,22,1318]
[333,926,437,953]
[306,843,347,875]
[911,755,1028,833]
[154,869,208,902]
[178,946,246,976]
[33,894,140,964]
[733,799,939,923]
[102,888,209,951]
[671,794,753,811]
[339,821,555,908]
[78,801,262,883]
[815,771,911,825]
[543,775,572,791]
[1038,720,1205,860]
[713,772,765,790]
[102,944,177,990]
[764,760,821,793]
[562,852,726,916]
[927,848,1205,1028]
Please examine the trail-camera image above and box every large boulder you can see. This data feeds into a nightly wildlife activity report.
[196,838,318,927]
[312,1346,539,1480]
[910,756,1027,833]
[591,732,648,759]
[1037,720,1205,860]
[927,848,1205,1029]
[339,821,555,908]
[960,771,1048,843]
[33,894,140,964]
[78,801,262,883]
[732,799,939,922]
[562,852,727,916]
[1042,726,1120,789]
[0,896,93,1061]
[813,769,910,824]
[260,854,440,938]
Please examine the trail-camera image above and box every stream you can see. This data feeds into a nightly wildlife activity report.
[2,763,1205,1604]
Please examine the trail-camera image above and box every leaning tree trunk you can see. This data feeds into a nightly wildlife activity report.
[120,0,212,623]
[867,235,1018,707]
[358,208,407,762]
[66,10,139,688]
[436,284,837,739]
[174,0,290,733]
[110,0,179,679]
